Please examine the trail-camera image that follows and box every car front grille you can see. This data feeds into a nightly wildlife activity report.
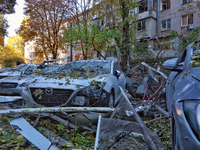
[0,82,18,88]
[30,88,74,107]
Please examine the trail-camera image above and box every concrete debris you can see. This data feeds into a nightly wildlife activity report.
[0,61,169,149]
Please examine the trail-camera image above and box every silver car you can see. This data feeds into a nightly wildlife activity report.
[0,59,67,98]
[22,59,127,108]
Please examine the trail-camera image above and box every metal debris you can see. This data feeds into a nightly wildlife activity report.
[10,117,58,150]
[0,107,114,114]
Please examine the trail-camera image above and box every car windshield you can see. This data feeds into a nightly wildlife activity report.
[27,65,62,74]
[10,64,30,72]
[60,61,111,73]
[55,61,111,79]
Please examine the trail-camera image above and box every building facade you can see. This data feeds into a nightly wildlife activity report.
[24,0,200,62]
[136,0,200,57]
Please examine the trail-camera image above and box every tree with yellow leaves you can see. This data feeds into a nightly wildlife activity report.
[0,34,25,67]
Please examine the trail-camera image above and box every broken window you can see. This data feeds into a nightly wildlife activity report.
[182,14,193,26]
[182,0,193,4]
[161,19,171,31]
[138,21,146,31]
[59,61,111,74]
[139,1,148,13]
[161,0,171,10]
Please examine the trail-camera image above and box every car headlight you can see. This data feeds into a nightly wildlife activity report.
[78,82,106,99]
[184,100,200,139]
[86,82,106,93]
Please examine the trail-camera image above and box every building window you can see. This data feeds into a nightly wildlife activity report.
[182,14,193,26]
[161,0,171,10]
[161,19,171,31]
[182,0,193,4]
[139,1,148,13]
[138,21,146,31]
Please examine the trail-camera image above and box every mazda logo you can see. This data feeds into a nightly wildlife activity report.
[45,88,53,95]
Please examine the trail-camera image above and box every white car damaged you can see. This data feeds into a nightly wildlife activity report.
[22,60,127,109]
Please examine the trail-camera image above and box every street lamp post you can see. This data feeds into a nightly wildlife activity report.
[70,22,73,62]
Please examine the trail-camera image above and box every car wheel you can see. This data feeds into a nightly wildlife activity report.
[108,91,115,107]
[172,115,180,150]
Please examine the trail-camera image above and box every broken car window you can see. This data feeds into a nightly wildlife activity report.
[26,65,62,74]
[59,61,111,74]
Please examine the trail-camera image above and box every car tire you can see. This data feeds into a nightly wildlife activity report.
[108,91,115,107]
[172,115,180,150]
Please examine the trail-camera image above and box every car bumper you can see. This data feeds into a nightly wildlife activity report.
[173,101,200,150]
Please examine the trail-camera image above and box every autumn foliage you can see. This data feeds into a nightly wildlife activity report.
[18,0,75,60]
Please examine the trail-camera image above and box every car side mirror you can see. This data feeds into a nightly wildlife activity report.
[115,70,121,78]
[163,58,184,71]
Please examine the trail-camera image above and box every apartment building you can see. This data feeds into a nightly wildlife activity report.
[135,0,199,57]
[24,0,200,62]
[136,0,157,40]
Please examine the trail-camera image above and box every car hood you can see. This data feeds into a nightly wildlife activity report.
[28,74,109,90]
[174,67,200,101]
[0,74,36,84]
[0,71,21,77]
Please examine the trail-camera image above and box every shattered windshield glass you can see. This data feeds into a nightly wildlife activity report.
[55,61,111,79]
[11,64,29,72]
[60,61,111,73]
[28,65,62,74]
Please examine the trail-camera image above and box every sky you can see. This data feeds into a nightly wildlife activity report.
[4,0,25,43]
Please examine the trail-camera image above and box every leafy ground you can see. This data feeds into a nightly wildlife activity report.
[0,104,172,150]
[0,113,96,149]
[144,111,172,149]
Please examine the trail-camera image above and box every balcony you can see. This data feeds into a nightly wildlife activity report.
[138,10,156,20]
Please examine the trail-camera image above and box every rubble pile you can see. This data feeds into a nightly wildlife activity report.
[0,62,172,149]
